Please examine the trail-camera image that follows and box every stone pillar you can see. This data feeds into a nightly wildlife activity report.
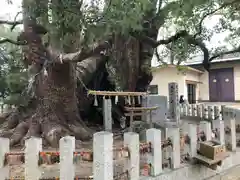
[225,108,237,151]
[168,82,180,124]
[197,104,203,118]
[214,106,222,120]
[219,120,225,145]
[199,121,211,141]
[221,105,226,120]
[208,106,214,120]
[103,98,112,131]
[187,104,192,116]
[212,119,225,145]
[166,127,180,169]
[183,104,187,116]
[124,132,139,180]
[93,131,113,180]
[146,128,162,176]
[25,137,42,180]
[192,104,197,116]
[0,138,10,179]
[188,124,197,157]
[179,104,183,117]
[60,136,75,180]
[142,95,168,123]
[203,105,208,119]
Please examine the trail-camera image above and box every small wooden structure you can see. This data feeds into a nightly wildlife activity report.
[124,106,158,131]
[87,90,148,131]
[194,140,229,170]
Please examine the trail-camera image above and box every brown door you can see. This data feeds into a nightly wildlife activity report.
[209,68,234,102]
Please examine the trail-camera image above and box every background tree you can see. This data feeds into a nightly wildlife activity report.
[0,0,240,147]
[0,25,28,109]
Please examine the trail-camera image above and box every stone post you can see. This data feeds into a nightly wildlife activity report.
[60,136,75,180]
[0,138,10,179]
[166,127,180,169]
[93,131,113,180]
[192,104,197,116]
[208,106,214,120]
[25,137,42,180]
[197,104,203,118]
[146,128,162,176]
[103,98,112,131]
[203,105,208,119]
[214,106,222,120]
[183,104,187,116]
[226,108,237,151]
[124,132,139,180]
[199,121,211,141]
[187,104,192,116]
[168,82,180,124]
[188,124,197,157]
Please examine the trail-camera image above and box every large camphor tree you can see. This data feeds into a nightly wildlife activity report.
[0,0,240,147]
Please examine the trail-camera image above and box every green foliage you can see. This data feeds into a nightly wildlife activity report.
[0,25,28,106]
[3,0,240,94]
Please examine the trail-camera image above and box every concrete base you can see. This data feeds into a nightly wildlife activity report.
[140,148,240,180]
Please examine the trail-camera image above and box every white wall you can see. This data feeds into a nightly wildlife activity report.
[150,67,185,101]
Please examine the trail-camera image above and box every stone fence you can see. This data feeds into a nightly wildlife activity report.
[0,106,238,180]
[179,104,225,120]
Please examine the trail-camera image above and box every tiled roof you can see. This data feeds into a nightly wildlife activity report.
[185,53,240,65]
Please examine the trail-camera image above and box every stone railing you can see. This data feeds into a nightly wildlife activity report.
[179,104,224,120]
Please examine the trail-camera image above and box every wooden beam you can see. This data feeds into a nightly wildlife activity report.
[87,90,147,96]
[125,106,158,111]
[125,112,146,116]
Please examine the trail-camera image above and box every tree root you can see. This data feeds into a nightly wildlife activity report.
[0,110,93,148]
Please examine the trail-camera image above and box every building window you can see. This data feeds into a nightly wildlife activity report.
[148,85,158,94]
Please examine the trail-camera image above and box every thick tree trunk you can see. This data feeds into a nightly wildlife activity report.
[0,54,109,147]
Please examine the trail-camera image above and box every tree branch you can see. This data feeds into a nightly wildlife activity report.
[193,0,239,38]
[0,19,23,32]
[0,19,23,27]
[49,40,112,63]
[154,48,167,65]
[135,30,211,70]
[134,30,188,48]
[209,46,240,62]
[0,38,26,45]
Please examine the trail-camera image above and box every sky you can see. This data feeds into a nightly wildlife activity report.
[0,0,231,66]
[0,0,22,21]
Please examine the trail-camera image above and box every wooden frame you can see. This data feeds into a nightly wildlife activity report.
[124,106,159,131]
